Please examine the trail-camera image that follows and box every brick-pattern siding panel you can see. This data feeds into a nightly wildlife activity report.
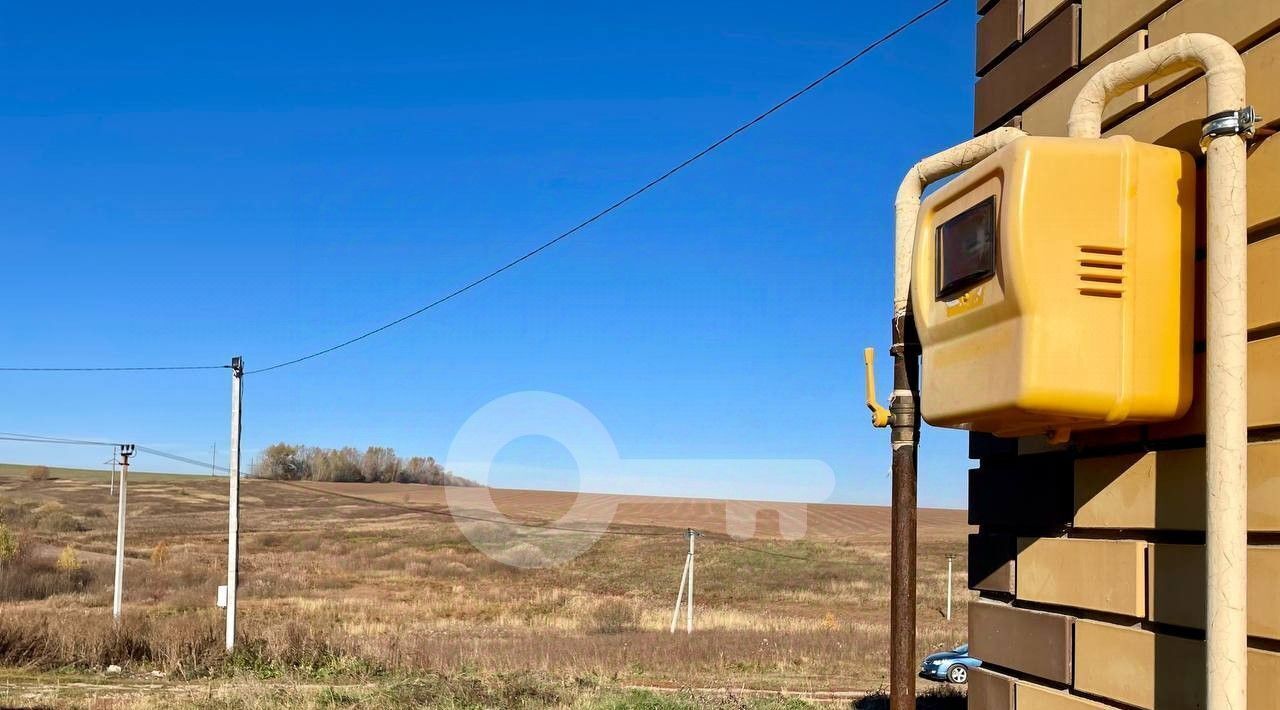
[1072,441,1280,532]
[968,667,1016,710]
[1075,620,1280,709]
[969,533,1017,593]
[974,3,1080,132]
[978,0,1023,74]
[1148,544,1280,640]
[1021,30,1147,136]
[1080,0,1179,61]
[1017,683,1114,710]
[969,601,1075,684]
[1147,0,1280,96]
[969,453,1074,529]
[1024,0,1072,36]
[1145,335,1280,439]
[1016,537,1146,616]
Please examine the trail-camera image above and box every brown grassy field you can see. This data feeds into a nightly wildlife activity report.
[0,465,971,708]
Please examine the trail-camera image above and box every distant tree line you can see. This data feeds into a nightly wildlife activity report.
[250,443,477,486]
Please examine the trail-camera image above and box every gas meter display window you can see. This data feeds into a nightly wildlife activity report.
[936,197,996,300]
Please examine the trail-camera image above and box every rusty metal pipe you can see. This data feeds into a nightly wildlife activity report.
[888,315,920,710]
[883,128,1026,709]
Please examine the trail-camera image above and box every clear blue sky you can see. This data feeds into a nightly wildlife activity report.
[0,0,977,508]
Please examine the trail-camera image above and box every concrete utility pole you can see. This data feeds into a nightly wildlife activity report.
[112,444,134,622]
[945,553,956,621]
[211,442,217,477]
[225,356,244,652]
[669,529,699,634]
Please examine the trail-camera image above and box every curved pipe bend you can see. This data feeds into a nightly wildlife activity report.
[1069,33,1245,138]
[893,126,1027,319]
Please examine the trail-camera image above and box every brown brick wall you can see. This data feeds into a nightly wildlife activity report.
[966,1,1280,705]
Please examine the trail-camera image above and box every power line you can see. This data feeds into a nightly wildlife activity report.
[136,445,231,473]
[0,2,947,376]
[0,431,230,473]
[0,364,228,373]
[246,0,951,375]
[717,538,824,563]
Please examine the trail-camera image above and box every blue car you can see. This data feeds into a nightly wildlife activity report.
[919,644,981,684]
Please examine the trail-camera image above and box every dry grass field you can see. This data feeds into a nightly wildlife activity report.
[0,464,971,709]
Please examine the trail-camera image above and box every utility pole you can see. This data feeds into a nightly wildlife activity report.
[669,529,699,634]
[112,444,134,622]
[225,356,244,652]
[106,446,118,497]
[945,553,956,621]
[211,442,217,477]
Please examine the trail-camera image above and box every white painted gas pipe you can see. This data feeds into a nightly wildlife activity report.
[893,127,1027,318]
[1070,34,1249,710]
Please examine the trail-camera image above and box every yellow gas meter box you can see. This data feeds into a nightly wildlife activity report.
[911,136,1196,438]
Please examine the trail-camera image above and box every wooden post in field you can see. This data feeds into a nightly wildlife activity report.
[112,444,134,622]
[225,356,244,652]
[945,553,956,621]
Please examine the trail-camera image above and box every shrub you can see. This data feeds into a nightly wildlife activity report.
[35,510,80,533]
[0,524,17,564]
[55,545,81,574]
[0,547,93,601]
[28,466,50,481]
[492,542,547,569]
[589,599,639,634]
[151,542,170,568]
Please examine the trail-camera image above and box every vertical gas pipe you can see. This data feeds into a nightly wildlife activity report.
[866,127,1026,709]
[1068,33,1253,710]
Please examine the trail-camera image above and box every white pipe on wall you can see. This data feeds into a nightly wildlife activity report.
[1069,33,1249,710]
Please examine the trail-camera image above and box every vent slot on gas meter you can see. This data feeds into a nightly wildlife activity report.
[911,136,1196,439]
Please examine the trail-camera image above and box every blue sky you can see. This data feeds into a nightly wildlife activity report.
[0,1,977,507]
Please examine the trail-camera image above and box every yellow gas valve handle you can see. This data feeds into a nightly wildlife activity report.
[863,348,892,428]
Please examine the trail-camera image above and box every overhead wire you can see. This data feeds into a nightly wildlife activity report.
[0,5,948,568]
[0,430,856,564]
[245,0,953,374]
[0,431,229,473]
[0,364,229,373]
[0,1,949,376]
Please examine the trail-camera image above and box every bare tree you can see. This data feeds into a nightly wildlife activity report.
[253,443,306,480]
[360,446,399,483]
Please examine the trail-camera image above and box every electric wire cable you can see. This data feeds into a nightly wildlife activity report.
[245,0,952,375]
[0,431,230,472]
[715,538,826,563]
[0,1,948,376]
[0,364,229,373]
[0,434,854,564]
